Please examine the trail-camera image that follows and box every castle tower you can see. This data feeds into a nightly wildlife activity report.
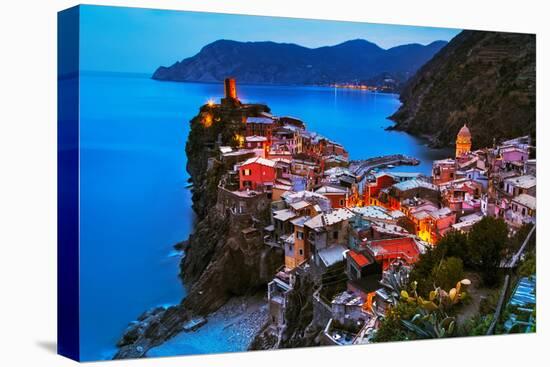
[455,124,472,157]
[224,78,237,99]
[221,78,240,107]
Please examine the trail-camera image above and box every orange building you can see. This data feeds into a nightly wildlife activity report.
[284,216,311,269]
[432,159,456,185]
[315,185,349,208]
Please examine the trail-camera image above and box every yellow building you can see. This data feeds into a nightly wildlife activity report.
[455,124,472,157]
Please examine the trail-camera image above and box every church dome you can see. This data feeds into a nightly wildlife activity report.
[457,124,471,140]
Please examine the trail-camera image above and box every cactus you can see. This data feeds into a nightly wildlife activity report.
[398,279,470,338]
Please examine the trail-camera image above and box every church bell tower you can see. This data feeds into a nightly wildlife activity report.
[455,124,472,158]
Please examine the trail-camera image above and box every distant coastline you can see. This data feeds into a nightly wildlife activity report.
[151,38,447,91]
[82,70,402,97]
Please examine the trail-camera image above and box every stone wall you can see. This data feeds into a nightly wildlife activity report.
[312,289,333,329]
[216,186,270,218]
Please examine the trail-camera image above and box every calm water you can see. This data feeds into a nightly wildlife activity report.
[78,72,451,360]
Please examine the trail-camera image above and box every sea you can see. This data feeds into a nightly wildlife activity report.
[77,71,452,360]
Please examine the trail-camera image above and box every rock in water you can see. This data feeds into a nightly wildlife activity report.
[182,317,207,332]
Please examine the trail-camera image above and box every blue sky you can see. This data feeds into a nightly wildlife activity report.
[79,5,461,73]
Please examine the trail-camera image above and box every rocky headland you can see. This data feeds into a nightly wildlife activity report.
[114,100,284,359]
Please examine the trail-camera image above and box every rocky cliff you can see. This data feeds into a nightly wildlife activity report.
[389,30,535,148]
[250,270,321,350]
[152,39,447,90]
[114,102,283,359]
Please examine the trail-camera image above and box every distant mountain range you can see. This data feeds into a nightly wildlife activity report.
[152,39,447,89]
[389,30,536,148]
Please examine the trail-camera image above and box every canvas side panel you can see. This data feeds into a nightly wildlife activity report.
[57,5,80,362]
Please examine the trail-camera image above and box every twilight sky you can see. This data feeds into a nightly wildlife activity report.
[79,5,461,74]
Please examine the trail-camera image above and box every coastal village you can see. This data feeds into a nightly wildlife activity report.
[199,78,536,347]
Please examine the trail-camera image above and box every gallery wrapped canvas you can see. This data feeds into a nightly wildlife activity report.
[58,5,536,362]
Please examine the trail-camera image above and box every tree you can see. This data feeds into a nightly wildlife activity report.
[410,230,470,294]
[461,314,493,336]
[467,217,508,286]
[518,253,536,277]
[436,230,469,265]
[409,247,440,295]
[431,257,464,291]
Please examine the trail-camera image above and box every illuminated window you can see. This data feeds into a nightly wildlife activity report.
[243,169,251,176]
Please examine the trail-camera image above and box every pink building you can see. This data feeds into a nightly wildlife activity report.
[501,146,529,163]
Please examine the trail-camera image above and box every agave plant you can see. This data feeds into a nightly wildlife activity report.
[380,261,411,304]
[401,313,456,339]
[370,262,411,320]
[399,279,471,338]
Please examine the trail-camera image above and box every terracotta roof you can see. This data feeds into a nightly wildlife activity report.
[367,237,421,264]
[348,250,371,268]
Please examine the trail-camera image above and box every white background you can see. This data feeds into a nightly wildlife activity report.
[0,0,547,366]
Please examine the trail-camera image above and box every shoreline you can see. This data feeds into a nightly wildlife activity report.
[150,75,400,95]
[146,293,268,357]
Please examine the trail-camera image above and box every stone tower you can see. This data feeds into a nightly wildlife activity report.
[221,78,239,107]
[224,78,237,100]
[455,124,472,157]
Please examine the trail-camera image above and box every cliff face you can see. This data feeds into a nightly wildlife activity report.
[181,208,282,315]
[152,39,447,89]
[114,102,284,359]
[390,30,535,148]
[182,101,284,311]
[250,271,320,350]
